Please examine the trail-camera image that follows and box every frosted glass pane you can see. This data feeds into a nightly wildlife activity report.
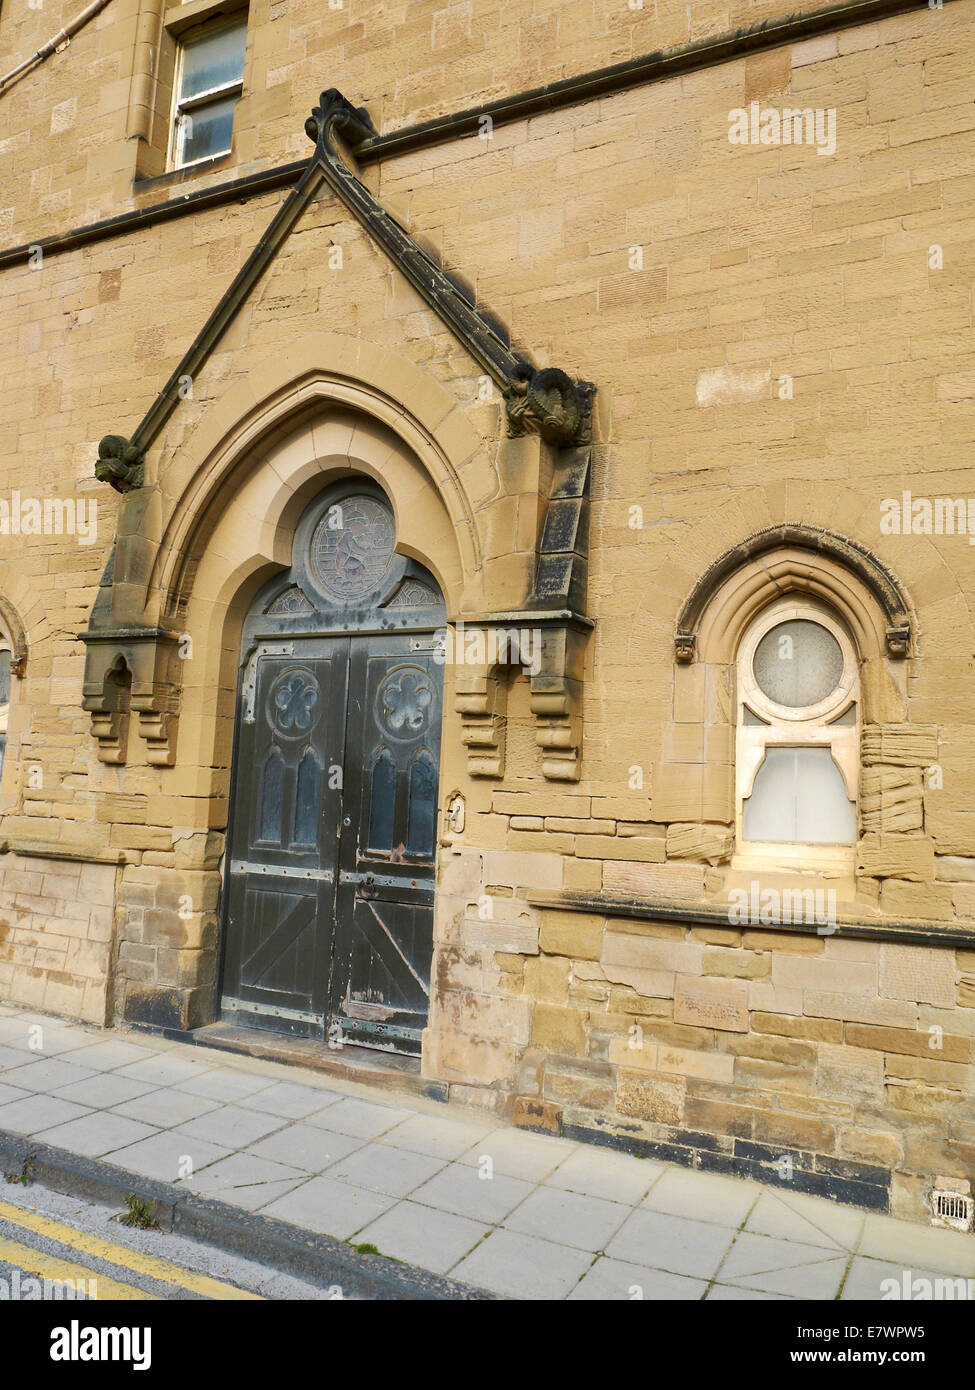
[829,703,857,725]
[743,746,855,844]
[181,23,246,100]
[753,620,843,707]
[181,95,237,163]
[742,707,769,726]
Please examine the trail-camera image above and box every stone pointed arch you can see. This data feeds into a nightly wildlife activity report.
[82,338,499,766]
[150,337,495,624]
[675,525,916,666]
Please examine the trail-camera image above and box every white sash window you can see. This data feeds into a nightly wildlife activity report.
[735,598,859,872]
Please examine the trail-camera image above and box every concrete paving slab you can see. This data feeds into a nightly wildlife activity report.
[640,1167,760,1228]
[50,1073,157,1109]
[57,1040,161,1071]
[569,1255,707,1301]
[174,1069,280,1103]
[504,1184,631,1252]
[410,1162,535,1224]
[111,1086,223,1128]
[547,1145,661,1205]
[328,1142,446,1197]
[606,1208,737,1280]
[314,1096,413,1139]
[116,1054,218,1088]
[1,1057,98,1092]
[181,1151,308,1209]
[840,1255,972,1300]
[452,1228,593,1299]
[238,1080,342,1119]
[0,1093,92,1135]
[245,1122,364,1172]
[178,1103,288,1147]
[0,1082,32,1107]
[381,1112,499,1161]
[859,1210,975,1277]
[716,1230,849,1298]
[355,1200,489,1276]
[34,1111,158,1158]
[261,1174,397,1239]
[745,1188,864,1251]
[107,1128,231,1184]
[455,1126,576,1180]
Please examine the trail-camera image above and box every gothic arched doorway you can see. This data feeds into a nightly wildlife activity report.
[219,480,446,1056]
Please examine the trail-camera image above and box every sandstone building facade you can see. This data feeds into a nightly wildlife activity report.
[1,0,974,1225]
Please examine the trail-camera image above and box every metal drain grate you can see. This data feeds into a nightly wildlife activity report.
[931,1188,974,1233]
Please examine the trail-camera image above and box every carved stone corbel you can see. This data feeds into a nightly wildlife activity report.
[83,654,131,764]
[95,436,145,494]
[530,624,587,783]
[675,632,696,664]
[134,708,179,768]
[885,620,912,659]
[455,666,506,779]
[506,368,595,449]
[81,628,181,766]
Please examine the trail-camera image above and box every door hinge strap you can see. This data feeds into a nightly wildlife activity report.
[231,859,334,882]
[221,997,325,1025]
[340,870,429,891]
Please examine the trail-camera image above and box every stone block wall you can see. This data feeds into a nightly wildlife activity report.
[1,0,975,1226]
[0,854,116,1024]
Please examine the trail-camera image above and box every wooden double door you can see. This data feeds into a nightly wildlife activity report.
[220,628,443,1055]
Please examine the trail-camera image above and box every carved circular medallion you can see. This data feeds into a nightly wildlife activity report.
[309,495,395,604]
[268,667,320,737]
[376,665,435,742]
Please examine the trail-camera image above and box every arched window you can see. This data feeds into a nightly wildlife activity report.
[735,597,859,871]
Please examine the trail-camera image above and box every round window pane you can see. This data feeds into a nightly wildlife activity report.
[752,620,843,708]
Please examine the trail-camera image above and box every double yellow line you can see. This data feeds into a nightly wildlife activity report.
[0,1199,262,1301]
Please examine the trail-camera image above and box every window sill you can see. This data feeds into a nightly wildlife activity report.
[133,151,235,196]
[525,889,975,949]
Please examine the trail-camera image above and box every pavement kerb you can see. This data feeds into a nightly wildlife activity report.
[0,1129,499,1300]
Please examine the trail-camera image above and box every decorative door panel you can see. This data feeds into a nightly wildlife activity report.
[221,643,349,1036]
[330,637,442,1053]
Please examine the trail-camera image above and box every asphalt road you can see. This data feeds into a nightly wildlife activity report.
[0,1179,352,1300]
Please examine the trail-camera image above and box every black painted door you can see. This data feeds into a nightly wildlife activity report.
[222,641,349,1038]
[330,633,442,1053]
[221,631,442,1053]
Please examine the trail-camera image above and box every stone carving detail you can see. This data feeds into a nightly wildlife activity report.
[455,669,506,779]
[506,368,595,448]
[885,621,912,659]
[304,86,377,151]
[675,633,696,665]
[309,495,395,602]
[266,586,315,616]
[84,655,131,765]
[81,630,181,766]
[95,436,144,493]
[530,625,586,783]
